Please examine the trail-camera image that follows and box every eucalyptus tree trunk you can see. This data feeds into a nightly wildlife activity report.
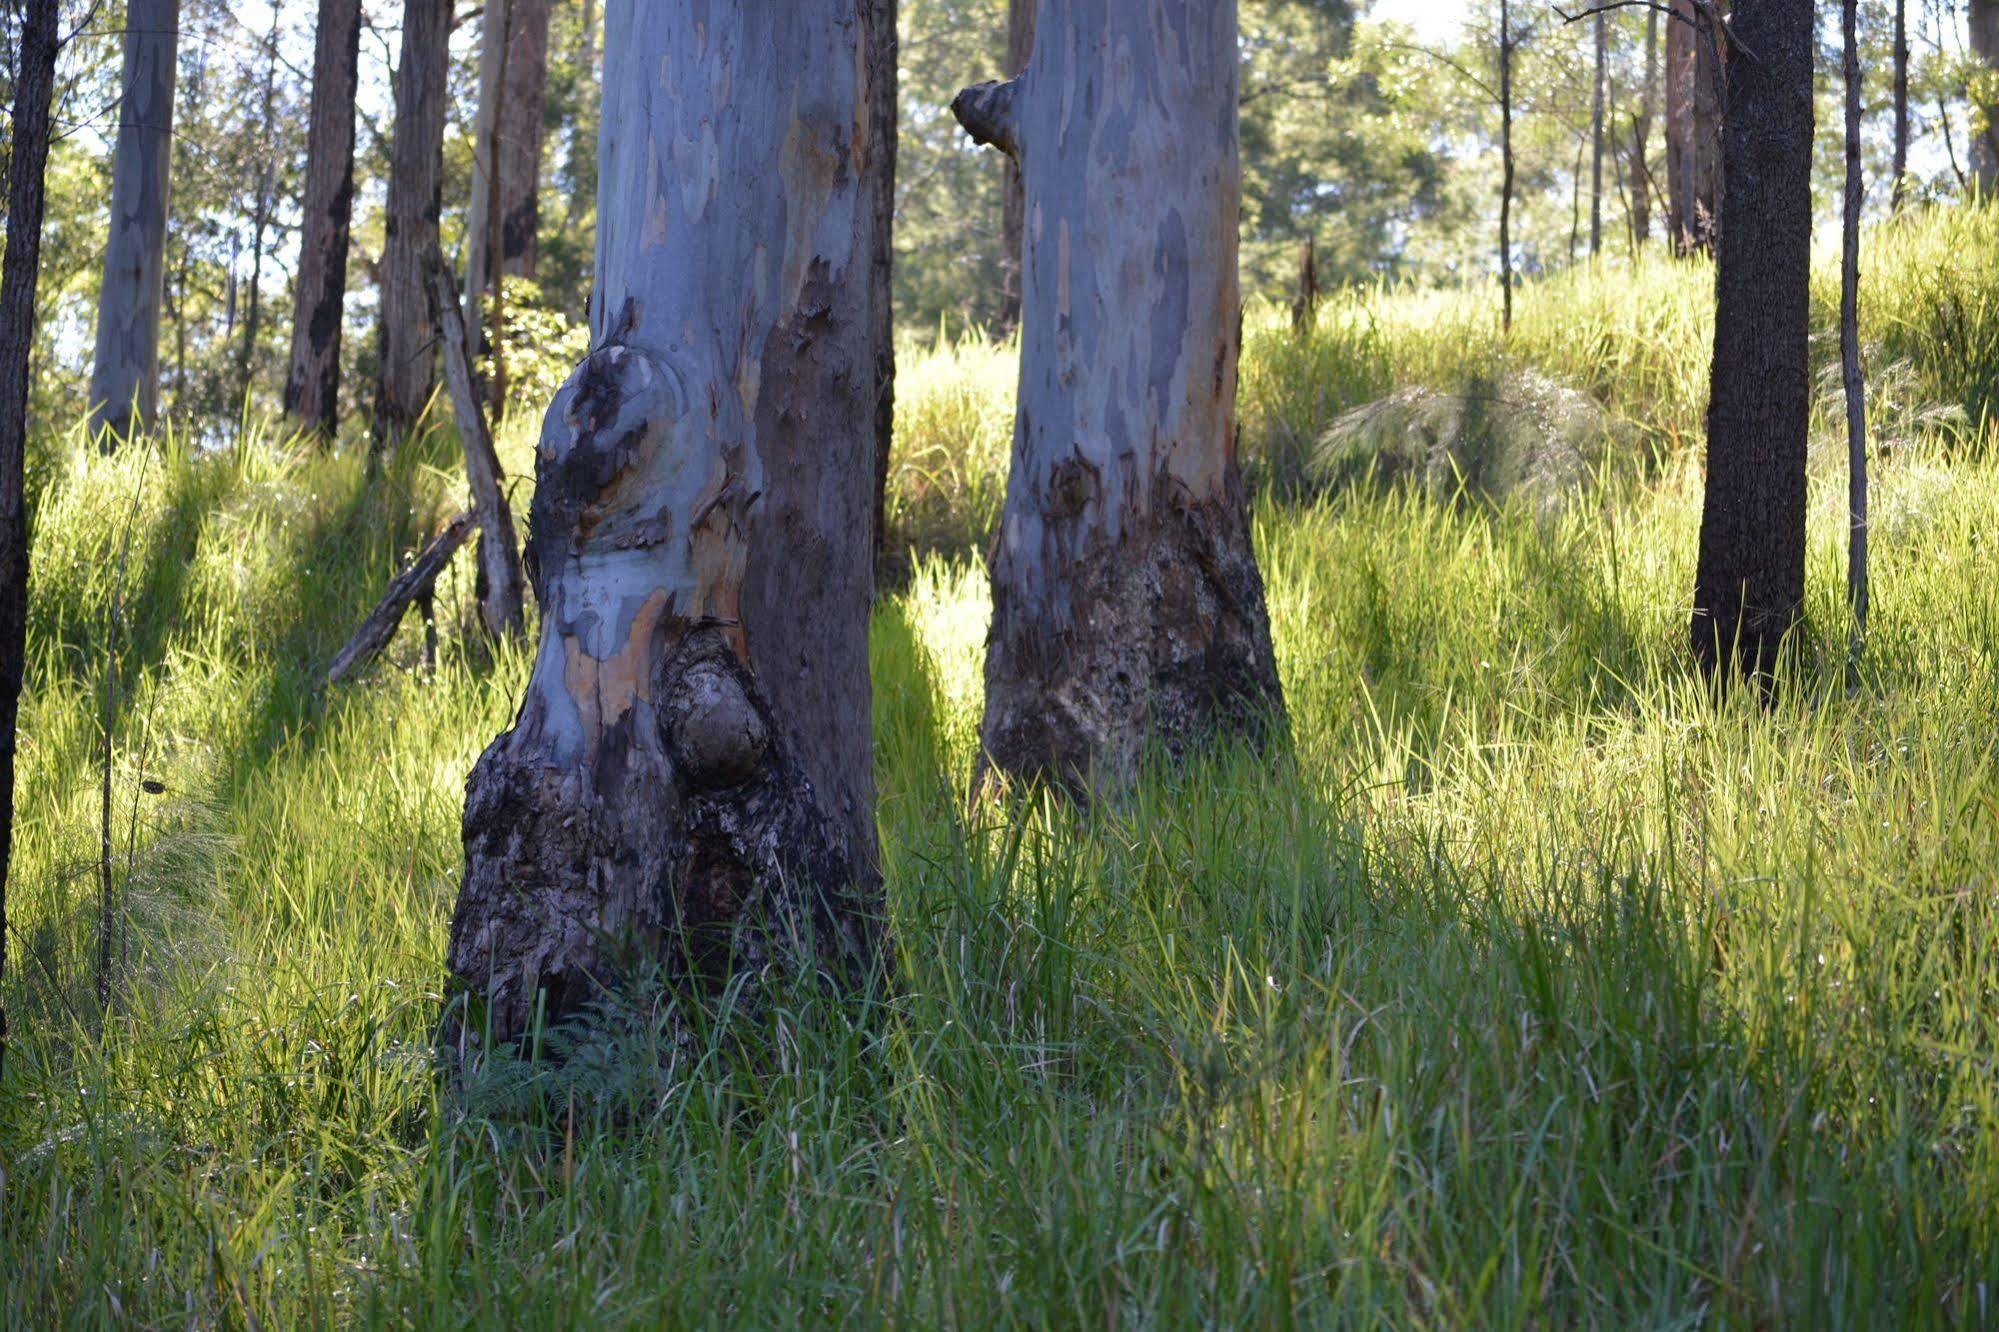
[1974,0,1999,191]
[1692,0,1813,680]
[1890,0,1910,209]
[951,0,1285,792]
[1,0,61,1089]
[374,0,451,446]
[1665,0,1724,255]
[996,0,1035,334]
[870,0,898,561]
[89,0,180,441]
[448,0,894,1047]
[283,0,363,436]
[463,0,510,371]
[496,0,549,280]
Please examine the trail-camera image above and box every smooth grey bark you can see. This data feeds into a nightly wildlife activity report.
[496,0,549,281]
[1691,0,1813,679]
[448,0,893,1047]
[951,0,1286,792]
[284,0,363,436]
[1842,0,1870,652]
[1,0,61,1090]
[1974,0,1999,190]
[463,0,511,374]
[996,0,1034,334]
[1666,0,1724,255]
[374,0,451,446]
[89,0,180,440]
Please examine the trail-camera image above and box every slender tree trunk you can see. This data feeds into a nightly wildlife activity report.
[1972,0,1999,191]
[1666,0,1725,255]
[1633,6,1658,244]
[996,0,1035,335]
[374,0,452,447]
[1591,12,1607,256]
[496,0,549,280]
[1842,0,1870,653]
[1501,0,1514,331]
[0,0,60,1091]
[1890,0,1911,209]
[284,0,363,437]
[235,12,282,411]
[89,0,181,441]
[464,0,511,370]
[1692,0,1814,680]
[870,0,898,563]
[448,0,893,1047]
[951,0,1286,792]
[1292,233,1319,335]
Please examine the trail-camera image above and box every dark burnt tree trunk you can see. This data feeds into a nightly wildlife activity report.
[1691,0,1815,679]
[283,0,363,437]
[1973,0,1999,191]
[996,0,1035,335]
[1890,0,1909,209]
[951,0,1286,792]
[89,0,180,440]
[374,0,452,447]
[448,0,894,1047]
[1,0,60,1089]
[871,0,898,562]
[1666,0,1725,255]
[496,0,550,282]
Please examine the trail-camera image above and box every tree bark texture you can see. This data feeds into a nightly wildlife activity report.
[1,0,60,1090]
[997,0,1035,334]
[448,0,893,1046]
[89,0,180,440]
[283,0,363,436]
[1665,0,1724,256]
[496,0,550,280]
[951,0,1286,792]
[870,0,898,562]
[374,0,452,446]
[1973,0,1999,191]
[1692,0,1814,679]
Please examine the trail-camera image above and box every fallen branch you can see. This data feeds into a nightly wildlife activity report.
[326,511,476,687]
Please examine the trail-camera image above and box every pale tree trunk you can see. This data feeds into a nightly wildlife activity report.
[374,0,451,447]
[464,0,510,372]
[90,0,180,441]
[1666,0,1725,255]
[996,0,1034,335]
[1,0,61,1090]
[1973,0,1999,191]
[448,0,893,1047]
[1591,12,1606,256]
[1692,0,1813,680]
[1842,0,1870,655]
[496,0,549,282]
[951,0,1286,793]
[284,0,363,437]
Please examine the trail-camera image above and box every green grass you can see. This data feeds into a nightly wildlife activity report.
[5,206,1999,1327]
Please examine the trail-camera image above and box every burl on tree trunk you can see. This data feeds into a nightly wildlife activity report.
[447,1,892,1047]
[952,0,1285,792]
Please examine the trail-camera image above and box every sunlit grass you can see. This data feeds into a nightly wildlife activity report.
[3,205,1999,1326]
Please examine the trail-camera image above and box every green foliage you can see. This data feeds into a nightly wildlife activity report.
[488,276,592,426]
[7,207,1999,1327]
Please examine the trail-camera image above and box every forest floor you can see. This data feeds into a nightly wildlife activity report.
[4,207,1999,1327]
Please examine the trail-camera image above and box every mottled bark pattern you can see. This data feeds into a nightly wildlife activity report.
[1974,0,1999,191]
[953,0,1285,792]
[449,0,891,1045]
[497,0,550,279]
[1665,0,1724,256]
[1692,0,1813,678]
[375,0,451,444]
[284,0,363,435]
[89,0,180,439]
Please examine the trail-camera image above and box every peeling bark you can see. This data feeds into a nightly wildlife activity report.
[284,0,363,437]
[952,0,1286,793]
[1691,0,1813,680]
[375,0,452,446]
[89,0,180,441]
[448,0,893,1047]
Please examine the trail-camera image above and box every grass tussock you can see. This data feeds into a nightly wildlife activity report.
[4,204,1999,1327]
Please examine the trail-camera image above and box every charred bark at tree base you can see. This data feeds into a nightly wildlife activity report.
[981,495,1283,792]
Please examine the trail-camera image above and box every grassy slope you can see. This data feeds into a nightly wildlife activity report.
[3,207,1999,1327]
